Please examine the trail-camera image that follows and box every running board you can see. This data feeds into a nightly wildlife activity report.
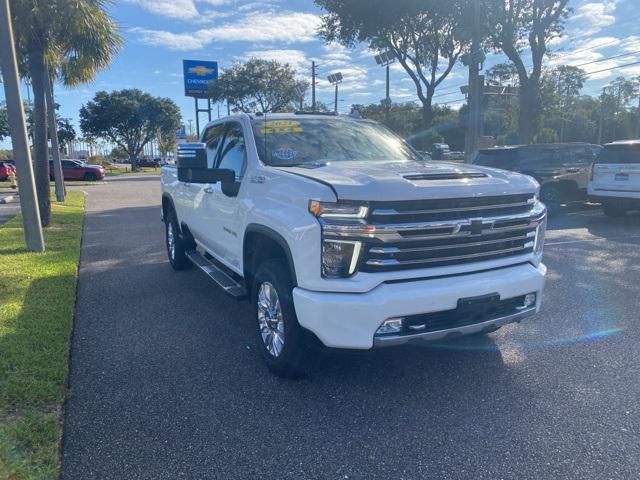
[186,250,247,299]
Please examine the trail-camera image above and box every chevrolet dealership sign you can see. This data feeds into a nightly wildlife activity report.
[183,60,218,98]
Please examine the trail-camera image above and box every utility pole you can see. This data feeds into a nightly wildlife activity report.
[312,61,317,111]
[464,0,483,163]
[636,78,640,139]
[0,0,44,251]
[598,87,606,144]
[45,70,65,202]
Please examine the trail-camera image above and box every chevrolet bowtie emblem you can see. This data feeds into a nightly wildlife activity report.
[469,219,494,236]
[188,66,214,76]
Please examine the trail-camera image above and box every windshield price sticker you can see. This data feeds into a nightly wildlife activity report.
[260,120,303,134]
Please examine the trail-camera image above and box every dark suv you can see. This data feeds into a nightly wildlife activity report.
[473,143,602,213]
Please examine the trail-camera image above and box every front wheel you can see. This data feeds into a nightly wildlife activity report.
[540,184,562,215]
[84,172,97,181]
[253,259,308,378]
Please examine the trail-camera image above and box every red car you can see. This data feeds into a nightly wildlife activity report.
[0,161,16,180]
[49,159,105,181]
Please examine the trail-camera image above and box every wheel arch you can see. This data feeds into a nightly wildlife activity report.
[243,224,297,287]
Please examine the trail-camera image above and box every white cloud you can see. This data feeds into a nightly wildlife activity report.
[570,0,618,35]
[131,11,321,50]
[242,49,309,71]
[125,0,199,19]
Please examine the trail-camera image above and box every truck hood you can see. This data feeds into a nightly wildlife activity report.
[278,160,538,201]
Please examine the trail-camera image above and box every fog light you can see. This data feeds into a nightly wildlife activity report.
[376,318,404,335]
[523,293,536,308]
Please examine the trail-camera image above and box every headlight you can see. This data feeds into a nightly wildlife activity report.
[309,200,368,219]
[533,214,547,263]
[322,240,362,278]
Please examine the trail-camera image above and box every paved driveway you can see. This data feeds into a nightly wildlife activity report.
[61,175,640,479]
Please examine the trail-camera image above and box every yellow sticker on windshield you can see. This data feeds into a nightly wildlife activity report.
[260,120,303,134]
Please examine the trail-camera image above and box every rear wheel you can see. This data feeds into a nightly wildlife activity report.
[603,203,627,218]
[165,209,192,270]
[253,259,308,378]
[540,184,562,215]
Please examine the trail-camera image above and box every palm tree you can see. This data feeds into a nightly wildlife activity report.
[10,0,121,225]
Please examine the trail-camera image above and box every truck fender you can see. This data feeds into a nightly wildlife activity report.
[243,224,297,286]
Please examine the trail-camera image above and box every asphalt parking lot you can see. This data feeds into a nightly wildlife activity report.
[61,175,639,479]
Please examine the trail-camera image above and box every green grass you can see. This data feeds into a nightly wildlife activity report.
[0,191,85,479]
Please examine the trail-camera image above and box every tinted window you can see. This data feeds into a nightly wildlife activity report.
[519,149,560,168]
[473,150,516,168]
[217,123,246,178]
[251,117,422,166]
[203,124,225,168]
[62,160,77,168]
[597,145,640,164]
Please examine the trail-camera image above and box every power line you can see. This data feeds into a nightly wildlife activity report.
[584,59,640,77]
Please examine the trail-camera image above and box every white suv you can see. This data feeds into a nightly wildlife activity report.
[588,140,640,217]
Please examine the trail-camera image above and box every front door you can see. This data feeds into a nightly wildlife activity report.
[204,121,246,272]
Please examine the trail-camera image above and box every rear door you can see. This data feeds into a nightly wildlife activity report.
[593,144,640,194]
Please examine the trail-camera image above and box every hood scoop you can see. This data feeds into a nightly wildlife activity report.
[403,172,488,181]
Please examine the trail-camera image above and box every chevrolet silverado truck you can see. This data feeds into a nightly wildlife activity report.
[161,113,547,377]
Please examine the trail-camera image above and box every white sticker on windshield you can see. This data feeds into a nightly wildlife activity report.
[272,147,298,161]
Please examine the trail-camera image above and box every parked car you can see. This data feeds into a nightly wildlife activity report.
[445,151,465,162]
[161,113,547,377]
[49,159,105,181]
[0,161,16,181]
[588,140,640,217]
[473,143,602,214]
[138,159,161,168]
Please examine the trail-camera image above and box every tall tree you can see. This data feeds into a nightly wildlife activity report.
[209,59,306,113]
[316,0,471,126]
[80,89,181,171]
[541,65,586,141]
[489,0,570,143]
[0,104,9,141]
[9,0,121,225]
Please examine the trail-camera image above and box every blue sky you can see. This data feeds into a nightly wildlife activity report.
[2,0,640,148]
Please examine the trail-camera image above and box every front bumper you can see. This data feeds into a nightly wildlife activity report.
[293,262,546,349]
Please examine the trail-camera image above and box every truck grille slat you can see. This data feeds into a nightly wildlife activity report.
[339,194,542,272]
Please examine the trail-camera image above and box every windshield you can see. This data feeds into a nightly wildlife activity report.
[597,145,640,164]
[251,117,422,166]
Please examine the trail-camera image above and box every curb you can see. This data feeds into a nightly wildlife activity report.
[0,195,14,204]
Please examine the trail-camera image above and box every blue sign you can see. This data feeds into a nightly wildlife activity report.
[183,60,218,98]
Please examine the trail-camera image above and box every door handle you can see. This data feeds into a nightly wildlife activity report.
[204,186,214,194]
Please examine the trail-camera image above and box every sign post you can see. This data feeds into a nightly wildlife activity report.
[183,60,218,137]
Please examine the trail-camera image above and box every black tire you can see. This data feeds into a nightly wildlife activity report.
[83,172,97,181]
[253,258,308,378]
[603,203,627,218]
[165,209,192,270]
[540,184,562,215]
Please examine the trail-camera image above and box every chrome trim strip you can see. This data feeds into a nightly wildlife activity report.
[368,232,535,254]
[371,199,535,217]
[373,307,537,347]
[366,243,534,266]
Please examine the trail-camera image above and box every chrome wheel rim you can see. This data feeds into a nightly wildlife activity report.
[167,222,176,260]
[257,282,285,357]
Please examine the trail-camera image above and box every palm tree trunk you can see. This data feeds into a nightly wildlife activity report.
[45,70,65,202]
[28,47,51,226]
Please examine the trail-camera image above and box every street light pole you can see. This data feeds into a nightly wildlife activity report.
[327,72,343,114]
[374,51,396,124]
[0,0,44,251]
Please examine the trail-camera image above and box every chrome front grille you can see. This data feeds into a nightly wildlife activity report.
[321,194,545,273]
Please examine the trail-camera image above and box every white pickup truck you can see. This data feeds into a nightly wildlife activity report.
[161,113,547,377]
